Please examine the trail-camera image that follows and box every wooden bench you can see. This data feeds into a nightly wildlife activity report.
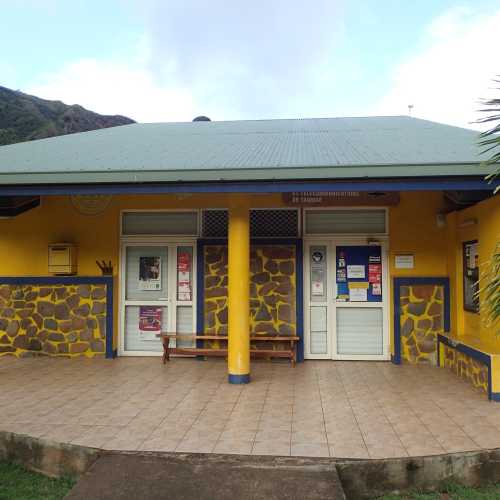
[157,333,299,367]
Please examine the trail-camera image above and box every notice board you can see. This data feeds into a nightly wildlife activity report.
[336,245,382,302]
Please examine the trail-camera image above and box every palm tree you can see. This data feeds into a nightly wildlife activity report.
[477,78,500,333]
[477,77,500,192]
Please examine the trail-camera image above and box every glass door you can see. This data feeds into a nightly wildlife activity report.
[305,242,331,359]
[304,240,389,360]
[120,242,196,356]
[333,242,388,360]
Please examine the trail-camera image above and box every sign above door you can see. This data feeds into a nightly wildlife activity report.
[282,191,400,206]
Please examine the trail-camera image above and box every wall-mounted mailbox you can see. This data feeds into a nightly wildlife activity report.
[48,244,77,275]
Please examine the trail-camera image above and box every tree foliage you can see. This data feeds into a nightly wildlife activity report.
[477,78,500,333]
[477,77,500,192]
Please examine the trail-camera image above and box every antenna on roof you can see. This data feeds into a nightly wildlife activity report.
[408,104,414,116]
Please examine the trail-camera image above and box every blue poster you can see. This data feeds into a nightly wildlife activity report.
[336,246,382,302]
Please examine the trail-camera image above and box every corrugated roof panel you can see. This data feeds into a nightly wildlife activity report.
[0,115,490,185]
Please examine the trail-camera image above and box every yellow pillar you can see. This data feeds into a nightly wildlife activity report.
[227,200,250,384]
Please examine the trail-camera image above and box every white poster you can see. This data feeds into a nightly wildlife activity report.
[395,254,414,269]
[139,256,162,290]
[312,281,324,296]
[349,288,367,302]
[347,265,365,279]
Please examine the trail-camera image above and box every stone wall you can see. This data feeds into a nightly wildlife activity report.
[204,244,296,349]
[442,345,488,394]
[399,285,444,364]
[0,282,108,358]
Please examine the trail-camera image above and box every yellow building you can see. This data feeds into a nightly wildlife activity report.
[0,117,498,393]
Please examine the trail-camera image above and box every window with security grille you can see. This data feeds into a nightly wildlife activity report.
[250,209,299,237]
[201,209,299,238]
[202,210,228,238]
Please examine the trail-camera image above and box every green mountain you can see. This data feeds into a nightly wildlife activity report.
[0,85,135,146]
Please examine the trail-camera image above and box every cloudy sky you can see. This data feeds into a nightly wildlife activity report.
[1,0,499,128]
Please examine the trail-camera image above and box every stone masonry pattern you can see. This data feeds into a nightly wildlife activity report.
[400,285,444,364]
[443,345,488,394]
[0,283,107,358]
[204,245,296,349]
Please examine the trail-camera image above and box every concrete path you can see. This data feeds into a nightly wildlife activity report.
[65,452,345,500]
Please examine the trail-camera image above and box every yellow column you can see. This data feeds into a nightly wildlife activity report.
[227,199,250,384]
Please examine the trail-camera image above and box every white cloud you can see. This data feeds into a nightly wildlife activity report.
[26,56,198,123]
[375,6,500,130]
[24,0,345,122]
[24,4,500,127]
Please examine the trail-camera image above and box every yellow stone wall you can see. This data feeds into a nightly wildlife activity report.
[0,283,107,358]
[442,345,488,394]
[204,244,296,349]
[400,284,444,364]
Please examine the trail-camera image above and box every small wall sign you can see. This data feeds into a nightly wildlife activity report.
[395,254,415,269]
[282,191,400,206]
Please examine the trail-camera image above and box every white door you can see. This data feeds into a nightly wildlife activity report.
[119,242,196,356]
[304,239,389,360]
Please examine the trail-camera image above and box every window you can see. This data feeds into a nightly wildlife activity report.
[122,212,198,236]
[201,209,299,238]
[463,240,479,313]
[202,210,227,238]
[250,209,299,237]
[305,209,386,235]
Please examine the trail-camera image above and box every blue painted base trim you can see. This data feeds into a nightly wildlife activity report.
[391,354,400,365]
[491,393,500,402]
[437,334,490,366]
[228,373,250,384]
[109,349,118,359]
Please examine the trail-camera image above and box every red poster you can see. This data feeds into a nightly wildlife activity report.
[368,264,381,284]
[177,251,192,301]
[177,252,191,272]
[139,306,162,332]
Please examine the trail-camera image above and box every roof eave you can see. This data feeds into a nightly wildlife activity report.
[0,162,491,185]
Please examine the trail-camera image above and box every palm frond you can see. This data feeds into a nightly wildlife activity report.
[476,80,500,320]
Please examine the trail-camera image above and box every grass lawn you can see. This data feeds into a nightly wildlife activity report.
[379,481,500,499]
[0,461,75,500]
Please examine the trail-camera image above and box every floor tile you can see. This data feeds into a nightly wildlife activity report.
[255,429,291,443]
[329,444,369,459]
[252,441,291,456]
[176,438,218,453]
[291,443,329,457]
[292,430,328,444]
[139,437,181,452]
[2,357,499,460]
[213,440,253,455]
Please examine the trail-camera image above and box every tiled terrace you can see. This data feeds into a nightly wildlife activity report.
[1,357,500,459]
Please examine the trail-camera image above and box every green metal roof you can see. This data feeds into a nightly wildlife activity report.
[0,116,490,185]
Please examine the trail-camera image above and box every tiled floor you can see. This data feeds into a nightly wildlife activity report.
[1,357,500,459]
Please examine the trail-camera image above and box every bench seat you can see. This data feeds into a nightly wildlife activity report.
[157,333,299,367]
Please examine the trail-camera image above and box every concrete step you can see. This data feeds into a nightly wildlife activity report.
[65,452,346,500]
